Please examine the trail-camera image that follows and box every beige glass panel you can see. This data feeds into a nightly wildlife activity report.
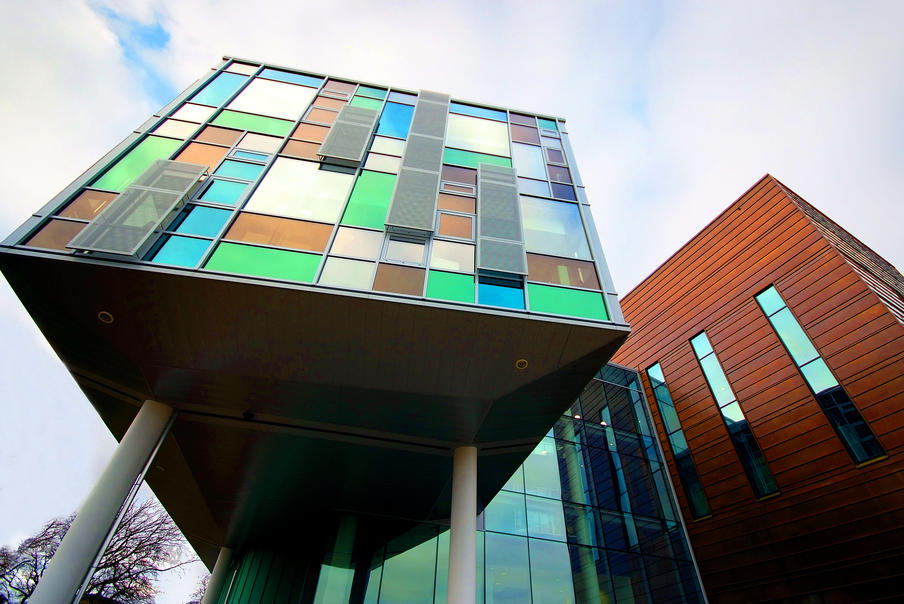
[446,114,510,157]
[319,257,375,289]
[438,214,472,239]
[24,219,85,250]
[225,62,259,75]
[441,165,477,185]
[171,103,216,123]
[386,239,425,263]
[442,184,474,194]
[373,264,425,296]
[292,123,330,143]
[371,136,406,156]
[329,227,384,259]
[527,254,600,289]
[238,133,283,153]
[315,96,347,110]
[364,153,401,174]
[244,157,353,223]
[175,142,229,171]
[59,190,118,220]
[510,124,540,145]
[196,125,242,146]
[430,240,474,273]
[324,79,357,95]
[510,113,536,126]
[437,193,475,214]
[282,140,321,160]
[227,78,317,121]
[225,212,333,252]
[306,108,339,125]
[154,119,198,139]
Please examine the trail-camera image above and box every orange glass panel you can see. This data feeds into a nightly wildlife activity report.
[441,165,477,185]
[437,193,475,214]
[195,125,242,146]
[510,124,540,145]
[59,189,118,220]
[438,214,472,239]
[315,96,346,110]
[282,140,321,160]
[24,219,85,250]
[306,108,338,125]
[443,184,473,194]
[292,123,330,142]
[225,213,333,252]
[373,264,425,296]
[175,142,229,171]
[527,253,600,290]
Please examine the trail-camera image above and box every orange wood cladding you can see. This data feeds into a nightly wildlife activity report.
[611,175,904,602]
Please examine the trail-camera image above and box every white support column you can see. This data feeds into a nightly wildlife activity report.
[30,400,175,604]
[201,547,233,604]
[447,446,477,604]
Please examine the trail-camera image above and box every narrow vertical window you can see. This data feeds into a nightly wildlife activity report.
[755,286,885,465]
[690,332,780,499]
[646,364,711,519]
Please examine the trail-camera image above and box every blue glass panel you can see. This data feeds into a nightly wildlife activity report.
[528,539,575,602]
[376,102,415,138]
[551,182,577,201]
[232,150,269,161]
[258,68,323,88]
[200,180,247,205]
[755,286,786,315]
[175,206,231,238]
[478,282,524,310]
[388,90,418,105]
[190,72,247,107]
[215,160,264,181]
[449,102,507,122]
[525,495,567,541]
[699,354,735,406]
[799,358,839,393]
[151,235,210,267]
[485,490,527,536]
[689,332,713,357]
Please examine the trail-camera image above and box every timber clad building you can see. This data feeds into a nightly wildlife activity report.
[611,175,904,603]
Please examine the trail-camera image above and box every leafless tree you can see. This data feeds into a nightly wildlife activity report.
[0,499,196,603]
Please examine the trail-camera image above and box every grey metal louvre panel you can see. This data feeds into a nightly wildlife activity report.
[401,134,444,171]
[479,181,521,241]
[410,101,449,138]
[478,239,527,274]
[317,105,378,163]
[477,164,526,274]
[480,164,517,185]
[385,168,440,232]
[418,90,450,104]
[67,160,206,256]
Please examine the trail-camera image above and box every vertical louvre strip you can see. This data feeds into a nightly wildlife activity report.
[477,164,527,275]
[317,105,379,164]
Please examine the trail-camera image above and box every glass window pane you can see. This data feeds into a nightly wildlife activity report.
[523,438,561,498]
[526,253,599,289]
[510,124,540,145]
[526,496,567,541]
[258,68,322,88]
[357,85,387,100]
[171,102,216,123]
[446,114,511,157]
[449,102,507,122]
[195,125,242,146]
[371,136,406,156]
[720,401,746,424]
[364,153,401,174]
[385,239,425,264]
[215,160,264,181]
[324,79,356,95]
[443,183,475,194]
[511,143,547,180]
[238,132,283,153]
[379,534,437,604]
[388,90,418,105]
[443,148,512,169]
[59,190,118,220]
[426,270,475,303]
[520,196,591,259]
[233,147,267,161]
[150,235,210,267]
[245,158,354,222]
[485,490,527,535]
[91,136,181,192]
[537,118,558,131]
[517,177,550,197]
[503,467,524,492]
[175,142,229,171]
[816,387,884,463]
[485,533,530,604]
[478,281,524,310]
[527,283,608,320]
[292,123,330,143]
[174,206,231,237]
[154,119,197,139]
[438,214,472,239]
[350,96,383,110]
[509,113,536,126]
[227,78,317,120]
[551,183,577,201]
[437,193,476,214]
[545,148,566,164]
[377,102,415,138]
[770,308,821,366]
[372,263,425,296]
[529,539,575,603]
[282,140,321,160]
[225,62,258,75]
[225,213,333,252]
[205,242,320,282]
[313,565,353,604]
[547,165,572,183]
[690,333,713,357]
[542,136,562,150]
[441,164,478,185]
[800,358,840,394]
[319,257,375,289]
[756,286,786,315]
[314,95,346,110]
[430,240,474,273]
[200,180,247,206]
[307,107,339,124]
[700,354,736,406]
[24,219,85,250]
[190,72,247,107]
[341,171,397,229]
[211,110,294,137]
[329,227,384,259]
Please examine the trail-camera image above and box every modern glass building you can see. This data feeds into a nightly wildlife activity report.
[0,56,704,602]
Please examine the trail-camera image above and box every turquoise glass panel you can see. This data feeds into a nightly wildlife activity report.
[379,535,437,603]
[525,496,567,541]
[537,118,558,131]
[770,307,820,365]
[699,354,735,406]
[434,530,449,604]
[190,72,247,107]
[259,68,323,88]
[357,85,387,100]
[312,565,353,604]
[232,150,269,161]
[528,539,575,603]
[200,180,247,205]
[690,332,713,357]
[215,160,264,181]
[485,533,530,604]
[484,490,527,536]
[720,401,745,424]
[800,358,839,394]
[755,286,786,316]
[502,466,524,492]
[478,282,524,309]
[151,235,210,267]
[523,438,561,498]
[174,206,231,237]
[449,102,507,122]
[376,102,415,138]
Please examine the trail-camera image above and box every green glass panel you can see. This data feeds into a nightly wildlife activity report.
[755,286,786,316]
[770,307,820,365]
[442,148,512,169]
[363,565,382,604]
[527,283,608,320]
[525,495,567,541]
[313,565,354,604]
[528,539,575,603]
[379,535,437,603]
[485,533,530,604]
[341,171,396,229]
[350,95,383,110]
[205,242,320,282]
[426,270,475,303]
[212,110,294,137]
[485,490,527,536]
[523,438,561,498]
[690,332,713,358]
[537,117,558,131]
[357,85,388,100]
[434,530,449,604]
[699,354,736,406]
[501,466,524,492]
[720,401,746,424]
[91,136,181,192]
[476,532,485,604]
[800,358,839,394]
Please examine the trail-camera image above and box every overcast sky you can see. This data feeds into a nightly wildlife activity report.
[2,1,902,601]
